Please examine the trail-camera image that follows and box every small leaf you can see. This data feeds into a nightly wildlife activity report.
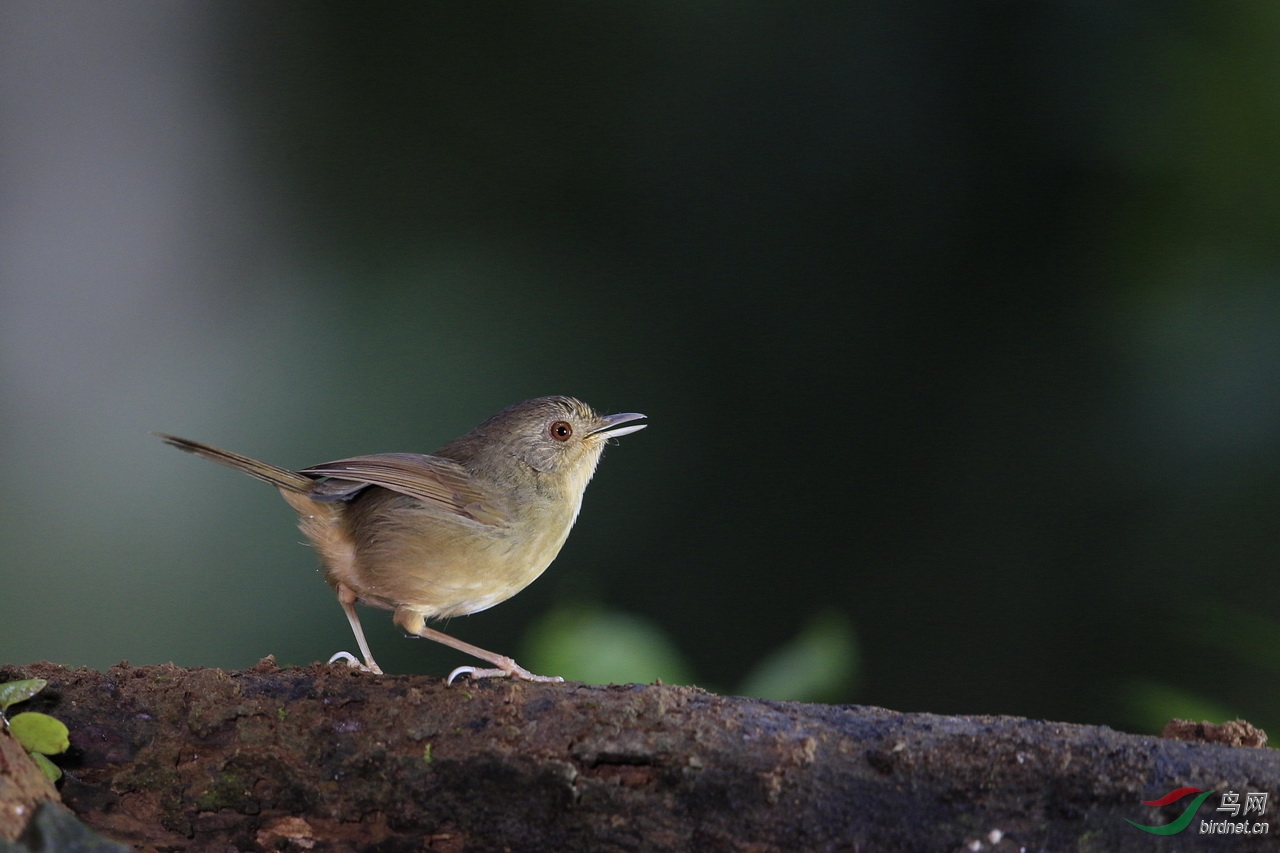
[0,678,47,712]
[9,711,70,755]
[31,751,63,782]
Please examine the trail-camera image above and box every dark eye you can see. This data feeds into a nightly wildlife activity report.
[550,420,573,441]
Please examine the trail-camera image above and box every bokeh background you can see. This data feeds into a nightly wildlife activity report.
[2,2,1277,736]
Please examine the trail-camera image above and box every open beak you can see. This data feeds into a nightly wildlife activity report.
[588,412,647,439]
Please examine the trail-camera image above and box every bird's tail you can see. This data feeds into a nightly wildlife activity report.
[156,434,314,493]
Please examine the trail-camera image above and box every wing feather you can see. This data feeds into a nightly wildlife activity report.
[301,453,507,525]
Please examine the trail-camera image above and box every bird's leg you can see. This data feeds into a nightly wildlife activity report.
[328,582,383,674]
[393,608,563,685]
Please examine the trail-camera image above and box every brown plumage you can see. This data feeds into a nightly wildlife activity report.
[158,396,646,682]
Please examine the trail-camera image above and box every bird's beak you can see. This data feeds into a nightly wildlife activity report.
[588,412,647,439]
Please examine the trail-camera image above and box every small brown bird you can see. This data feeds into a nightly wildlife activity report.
[159,396,646,683]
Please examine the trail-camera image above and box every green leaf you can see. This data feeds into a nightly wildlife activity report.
[31,751,63,783]
[9,712,70,755]
[736,611,860,703]
[0,678,47,712]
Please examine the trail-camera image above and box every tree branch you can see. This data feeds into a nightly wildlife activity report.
[0,661,1274,852]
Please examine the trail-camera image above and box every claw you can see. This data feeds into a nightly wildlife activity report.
[447,665,494,685]
[328,651,383,674]
[446,664,564,686]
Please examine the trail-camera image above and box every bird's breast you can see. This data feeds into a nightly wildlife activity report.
[344,488,582,619]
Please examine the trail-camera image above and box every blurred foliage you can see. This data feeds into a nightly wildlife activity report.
[1115,602,1280,738]
[1120,681,1238,737]
[524,606,859,703]
[1193,604,1280,675]
[524,605,696,687]
[735,611,859,703]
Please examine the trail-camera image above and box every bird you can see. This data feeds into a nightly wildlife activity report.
[158,395,646,683]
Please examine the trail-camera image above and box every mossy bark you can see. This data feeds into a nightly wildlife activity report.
[0,661,1275,852]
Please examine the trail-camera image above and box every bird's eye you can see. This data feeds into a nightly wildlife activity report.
[550,420,573,442]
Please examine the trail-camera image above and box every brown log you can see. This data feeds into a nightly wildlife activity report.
[0,660,1275,852]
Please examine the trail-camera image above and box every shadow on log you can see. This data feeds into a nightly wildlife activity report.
[0,660,1275,852]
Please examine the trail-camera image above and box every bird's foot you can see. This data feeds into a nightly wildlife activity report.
[446,663,564,686]
[328,651,383,675]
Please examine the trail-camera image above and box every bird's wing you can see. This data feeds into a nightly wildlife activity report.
[301,453,508,525]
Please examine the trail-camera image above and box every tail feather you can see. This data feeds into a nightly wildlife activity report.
[156,433,313,493]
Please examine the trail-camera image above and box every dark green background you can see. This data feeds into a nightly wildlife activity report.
[1,2,1277,735]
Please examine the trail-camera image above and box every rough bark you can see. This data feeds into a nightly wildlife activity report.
[0,660,1275,852]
